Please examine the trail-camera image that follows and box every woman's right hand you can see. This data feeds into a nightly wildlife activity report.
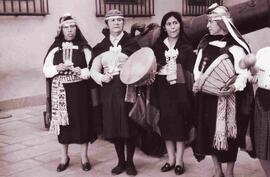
[56,63,70,72]
[192,81,200,93]
[101,73,113,83]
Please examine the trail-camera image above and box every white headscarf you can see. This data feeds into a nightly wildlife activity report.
[207,3,250,54]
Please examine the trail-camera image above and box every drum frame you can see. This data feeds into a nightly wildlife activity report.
[197,54,237,96]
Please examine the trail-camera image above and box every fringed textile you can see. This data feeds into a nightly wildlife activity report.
[49,74,83,135]
[213,94,237,150]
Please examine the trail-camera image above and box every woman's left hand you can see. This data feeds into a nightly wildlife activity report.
[145,75,156,86]
[218,85,236,96]
[192,81,200,94]
[71,67,81,76]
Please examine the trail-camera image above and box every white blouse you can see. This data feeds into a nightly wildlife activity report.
[255,47,270,90]
[158,38,179,76]
[193,40,249,91]
[43,47,91,80]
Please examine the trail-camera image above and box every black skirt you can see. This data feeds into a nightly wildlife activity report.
[254,88,270,160]
[156,76,190,141]
[195,92,238,163]
[100,75,140,139]
[58,80,97,144]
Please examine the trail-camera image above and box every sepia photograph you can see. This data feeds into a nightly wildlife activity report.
[0,0,270,176]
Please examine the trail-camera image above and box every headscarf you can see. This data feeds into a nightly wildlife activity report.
[204,4,250,150]
[52,13,90,50]
[105,9,124,21]
[44,13,91,135]
[207,3,250,54]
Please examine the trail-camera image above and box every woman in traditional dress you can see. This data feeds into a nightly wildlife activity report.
[43,14,96,172]
[90,9,141,176]
[193,3,253,177]
[251,47,270,177]
[193,4,253,177]
[152,11,196,175]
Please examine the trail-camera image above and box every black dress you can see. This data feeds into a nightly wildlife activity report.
[254,88,270,160]
[152,38,195,141]
[49,42,97,144]
[91,32,141,139]
[194,35,253,162]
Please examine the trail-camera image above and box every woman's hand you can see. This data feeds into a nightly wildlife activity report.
[101,73,113,83]
[218,85,236,96]
[71,67,81,76]
[56,63,71,72]
[145,74,156,86]
[192,81,200,94]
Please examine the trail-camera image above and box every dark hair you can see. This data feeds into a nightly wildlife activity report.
[159,11,188,42]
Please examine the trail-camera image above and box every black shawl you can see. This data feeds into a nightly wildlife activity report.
[152,37,196,90]
[43,27,91,129]
[91,31,140,65]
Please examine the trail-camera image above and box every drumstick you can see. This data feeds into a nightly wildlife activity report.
[201,57,208,73]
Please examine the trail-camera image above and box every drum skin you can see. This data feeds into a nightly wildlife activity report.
[120,47,157,86]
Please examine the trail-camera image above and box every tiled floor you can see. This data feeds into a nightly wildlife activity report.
[0,105,266,177]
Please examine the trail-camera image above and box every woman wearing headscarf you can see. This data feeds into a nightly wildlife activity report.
[193,3,253,177]
[90,9,141,176]
[43,14,96,172]
[152,11,196,175]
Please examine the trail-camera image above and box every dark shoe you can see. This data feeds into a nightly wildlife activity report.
[161,162,175,172]
[56,157,70,172]
[81,161,91,171]
[126,164,137,176]
[174,165,184,175]
[111,163,126,175]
